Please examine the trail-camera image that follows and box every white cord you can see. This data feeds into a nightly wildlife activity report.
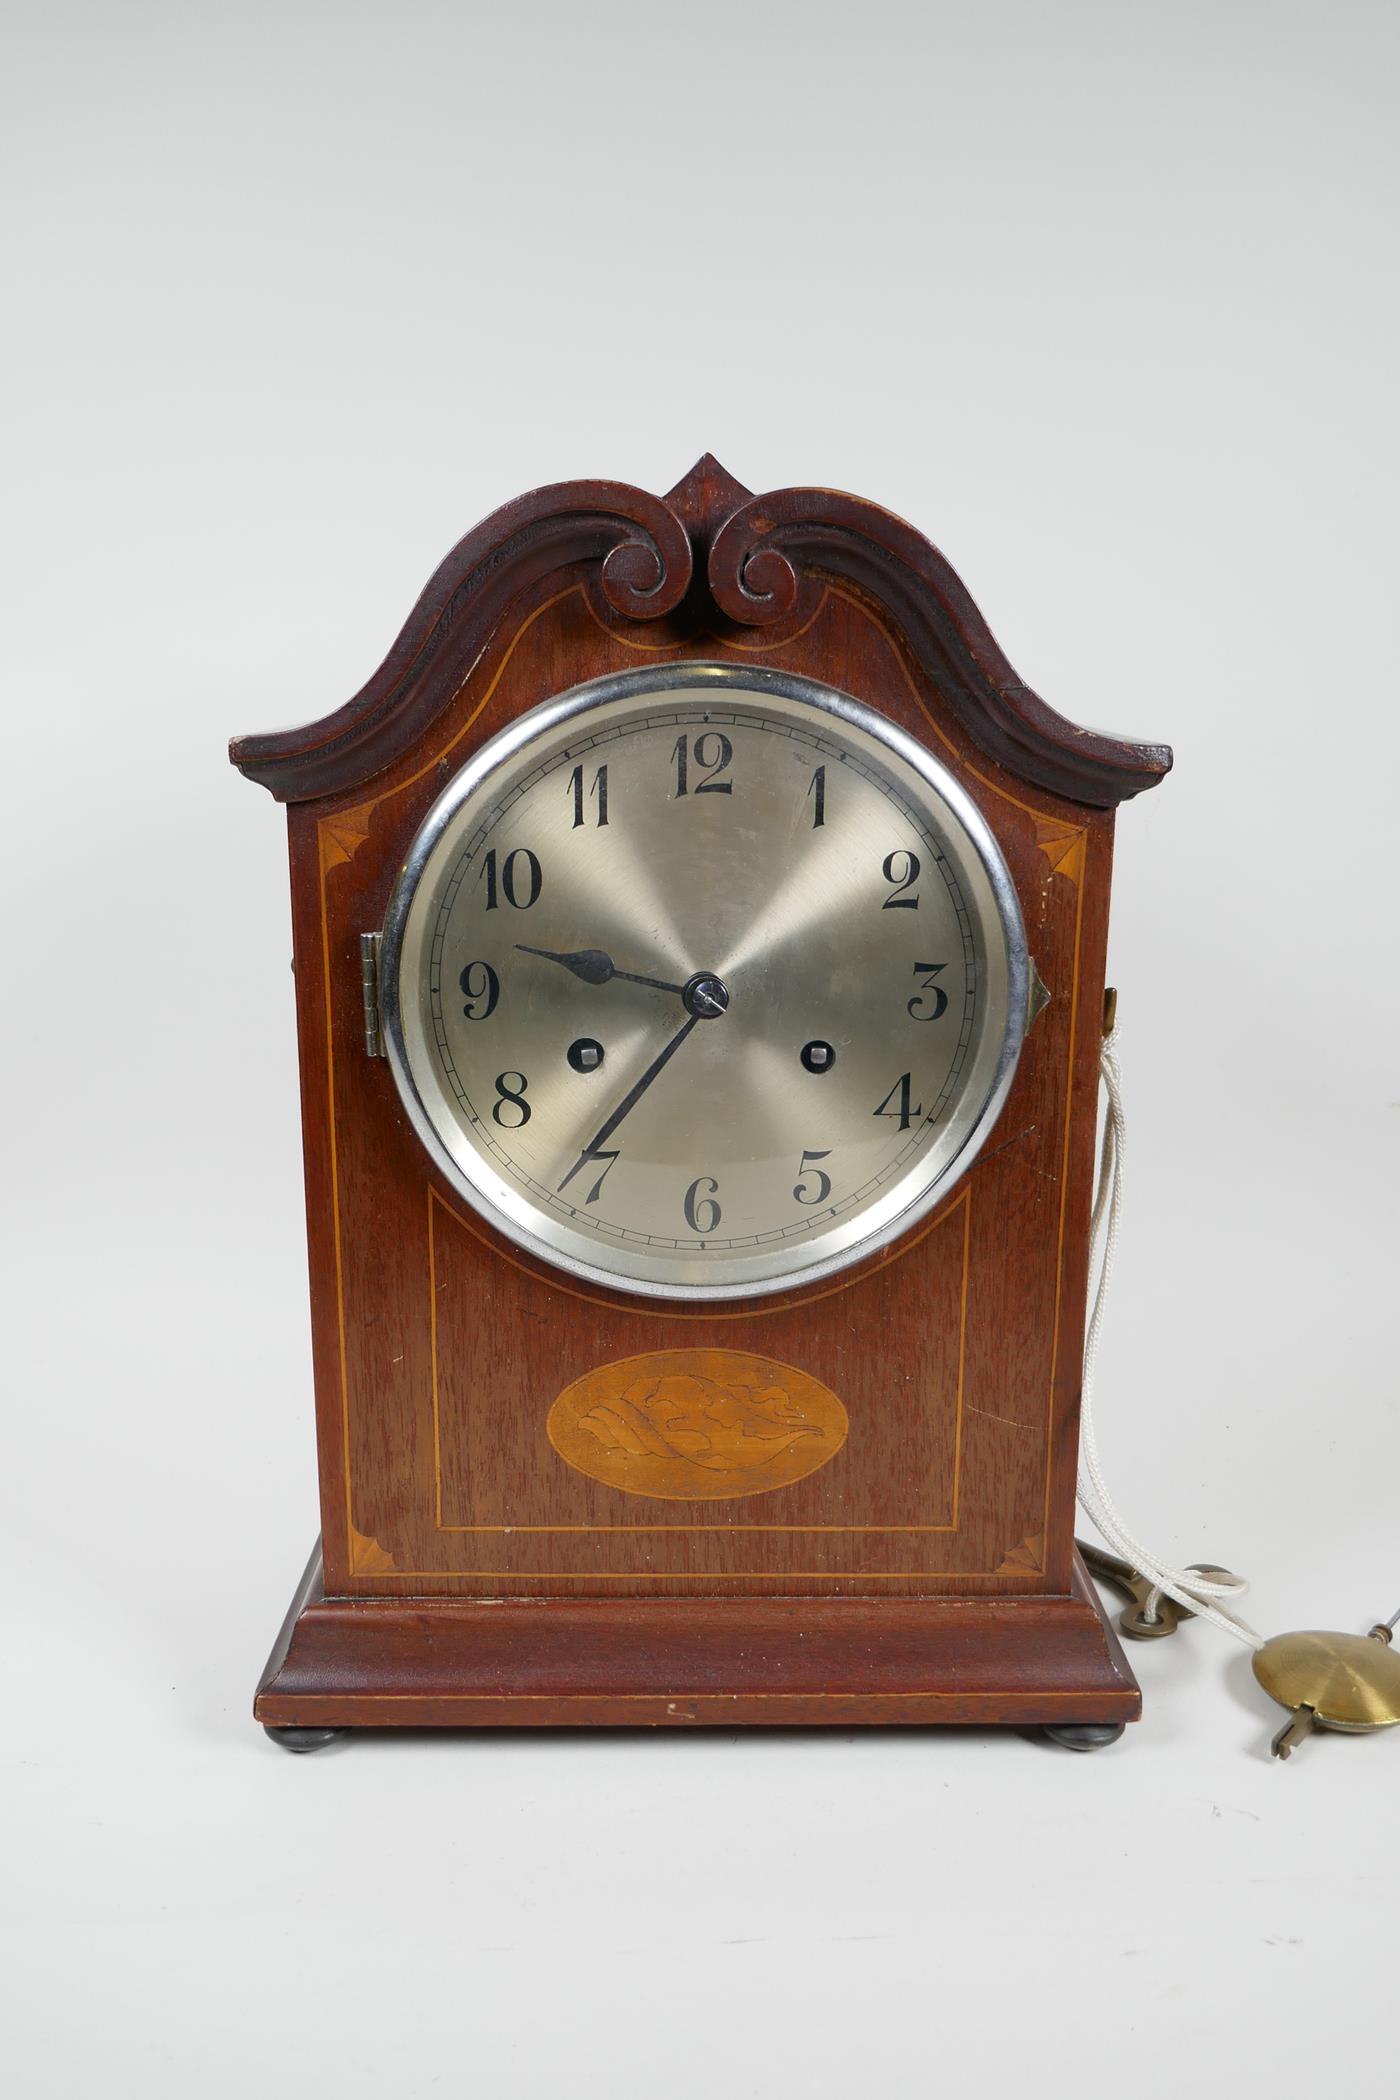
[1077,1027,1264,1652]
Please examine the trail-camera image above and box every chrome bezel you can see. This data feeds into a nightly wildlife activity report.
[379,663,1029,1301]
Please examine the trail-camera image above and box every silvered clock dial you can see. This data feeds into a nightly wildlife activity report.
[379,663,1029,1300]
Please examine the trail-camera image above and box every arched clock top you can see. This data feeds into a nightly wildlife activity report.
[229,454,1171,808]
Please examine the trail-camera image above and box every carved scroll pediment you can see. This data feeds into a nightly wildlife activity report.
[230,454,1171,808]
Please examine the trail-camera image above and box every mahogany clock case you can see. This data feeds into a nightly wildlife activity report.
[231,456,1170,1737]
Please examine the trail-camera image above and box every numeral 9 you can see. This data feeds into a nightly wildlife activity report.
[459,961,500,1019]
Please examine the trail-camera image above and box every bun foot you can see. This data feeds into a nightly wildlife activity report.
[1041,1721,1126,1752]
[263,1724,348,1754]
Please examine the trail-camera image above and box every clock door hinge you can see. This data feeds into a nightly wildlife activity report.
[360,932,385,1058]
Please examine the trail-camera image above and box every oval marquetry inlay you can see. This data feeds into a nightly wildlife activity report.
[547,1348,849,1501]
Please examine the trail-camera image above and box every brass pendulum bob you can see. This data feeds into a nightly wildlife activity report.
[1253,1608,1400,1759]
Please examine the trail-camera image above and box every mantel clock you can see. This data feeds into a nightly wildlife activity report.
[231,457,1171,1749]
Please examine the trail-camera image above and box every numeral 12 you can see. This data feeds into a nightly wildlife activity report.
[672,732,733,796]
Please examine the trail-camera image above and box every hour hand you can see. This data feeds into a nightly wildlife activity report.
[514,944,687,997]
[515,943,616,985]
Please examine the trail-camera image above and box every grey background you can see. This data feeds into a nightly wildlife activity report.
[4,3,1396,2094]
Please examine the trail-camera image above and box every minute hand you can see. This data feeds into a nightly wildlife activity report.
[558,1014,700,1193]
